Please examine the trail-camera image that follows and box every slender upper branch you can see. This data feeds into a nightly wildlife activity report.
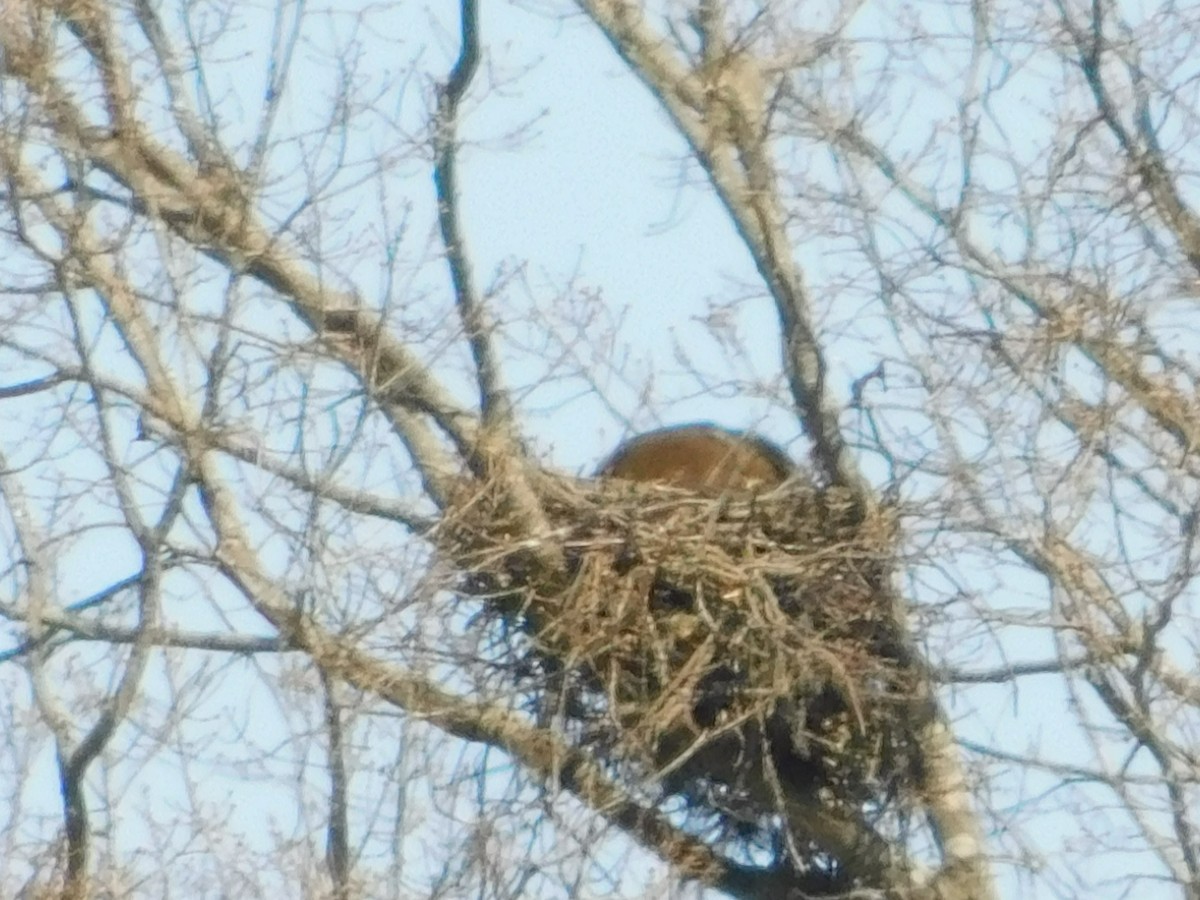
[1058,0,1200,277]
[434,0,511,428]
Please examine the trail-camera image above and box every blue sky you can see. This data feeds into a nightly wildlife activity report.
[4,1,1197,896]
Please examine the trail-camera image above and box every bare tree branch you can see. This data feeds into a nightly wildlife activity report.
[576,0,866,497]
[434,0,509,427]
[5,1,1200,896]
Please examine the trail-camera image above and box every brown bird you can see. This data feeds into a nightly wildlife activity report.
[596,422,792,493]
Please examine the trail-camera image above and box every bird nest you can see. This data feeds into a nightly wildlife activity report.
[439,472,916,839]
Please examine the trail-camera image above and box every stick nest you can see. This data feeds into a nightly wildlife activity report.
[440,472,916,839]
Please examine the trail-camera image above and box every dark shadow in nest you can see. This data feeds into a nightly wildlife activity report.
[446,473,919,864]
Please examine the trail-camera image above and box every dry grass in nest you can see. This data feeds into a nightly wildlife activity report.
[440,472,916,835]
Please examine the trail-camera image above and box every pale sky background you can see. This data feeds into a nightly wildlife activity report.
[3,0,1185,897]
[246,3,1088,894]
